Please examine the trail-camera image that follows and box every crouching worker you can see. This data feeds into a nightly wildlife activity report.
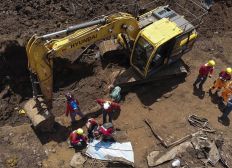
[86,118,100,141]
[69,128,87,148]
[99,122,115,142]
[65,92,84,123]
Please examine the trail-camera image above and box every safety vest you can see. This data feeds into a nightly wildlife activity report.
[69,100,79,110]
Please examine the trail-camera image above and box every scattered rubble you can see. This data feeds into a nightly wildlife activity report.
[147,116,230,167]
[70,153,86,168]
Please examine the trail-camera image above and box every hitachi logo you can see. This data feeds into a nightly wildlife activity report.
[70,34,97,48]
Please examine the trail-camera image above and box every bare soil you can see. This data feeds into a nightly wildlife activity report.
[0,0,232,167]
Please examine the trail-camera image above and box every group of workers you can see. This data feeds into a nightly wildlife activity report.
[65,59,232,147]
[65,91,121,148]
[193,60,232,122]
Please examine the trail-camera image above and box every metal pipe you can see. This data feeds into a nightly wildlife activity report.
[41,18,107,39]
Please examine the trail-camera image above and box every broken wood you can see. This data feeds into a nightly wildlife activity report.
[168,134,192,148]
[0,85,10,99]
[200,128,216,133]
[144,119,169,148]
[144,119,198,148]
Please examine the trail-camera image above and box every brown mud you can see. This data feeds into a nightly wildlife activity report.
[0,0,232,167]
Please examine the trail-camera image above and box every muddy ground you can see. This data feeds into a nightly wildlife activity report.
[0,0,232,167]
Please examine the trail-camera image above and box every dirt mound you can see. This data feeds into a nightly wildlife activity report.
[0,41,31,126]
[0,0,137,126]
[199,1,232,38]
[0,0,137,43]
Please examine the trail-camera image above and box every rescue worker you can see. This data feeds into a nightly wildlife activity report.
[86,118,100,141]
[218,95,232,122]
[65,92,84,123]
[96,99,120,124]
[98,122,115,141]
[210,67,232,93]
[193,60,215,90]
[69,128,87,147]
[221,81,232,102]
[110,86,121,102]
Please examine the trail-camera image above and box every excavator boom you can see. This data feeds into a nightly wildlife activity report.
[26,13,140,107]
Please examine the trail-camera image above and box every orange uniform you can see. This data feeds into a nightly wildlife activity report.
[211,70,231,91]
[221,81,232,102]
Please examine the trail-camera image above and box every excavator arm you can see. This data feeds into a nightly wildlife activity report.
[26,12,140,107]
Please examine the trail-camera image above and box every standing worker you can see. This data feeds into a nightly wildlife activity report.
[96,99,120,124]
[218,95,232,122]
[65,92,84,123]
[69,128,87,147]
[221,81,232,102]
[193,60,215,90]
[209,67,232,93]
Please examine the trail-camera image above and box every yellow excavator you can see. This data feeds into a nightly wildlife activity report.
[24,6,197,131]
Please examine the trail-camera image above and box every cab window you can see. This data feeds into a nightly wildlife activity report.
[132,37,154,73]
[148,39,175,74]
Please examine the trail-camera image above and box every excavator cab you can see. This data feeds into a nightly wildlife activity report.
[131,17,197,78]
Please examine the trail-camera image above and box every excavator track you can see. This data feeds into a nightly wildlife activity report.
[110,59,188,89]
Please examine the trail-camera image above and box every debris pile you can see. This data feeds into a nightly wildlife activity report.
[147,115,230,167]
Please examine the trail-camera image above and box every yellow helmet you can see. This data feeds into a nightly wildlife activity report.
[76,128,84,135]
[226,67,232,74]
[208,60,215,66]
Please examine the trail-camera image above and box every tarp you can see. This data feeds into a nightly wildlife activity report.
[85,140,134,164]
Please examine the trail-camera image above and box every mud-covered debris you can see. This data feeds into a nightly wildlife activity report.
[208,141,220,166]
[148,142,192,167]
[147,151,160,166]
[70,153,86,168]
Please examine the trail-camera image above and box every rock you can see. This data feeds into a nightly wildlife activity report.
[37,161,42,167]
[148,141,192,167]
[44,149,49,156]
[51,149,56,153]
[70,153,86,168]
[24,6,33,15]
[171,159,181,167]
[147,151,160,167]
[3,136,9,142]
[6,157,18,167]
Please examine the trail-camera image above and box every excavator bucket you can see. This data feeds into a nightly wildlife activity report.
[23,98,55,132]
[24,35,55,131]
